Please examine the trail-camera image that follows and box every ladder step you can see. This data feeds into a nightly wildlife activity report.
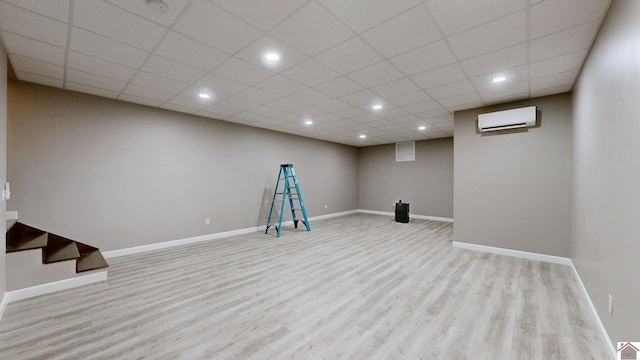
[265,163,310,237]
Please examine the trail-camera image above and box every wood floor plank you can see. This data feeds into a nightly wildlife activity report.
[0,214,610,359]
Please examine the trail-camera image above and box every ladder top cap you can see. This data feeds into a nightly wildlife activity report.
[280,163,293,167]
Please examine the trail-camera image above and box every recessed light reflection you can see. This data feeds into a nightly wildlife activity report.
[262,51,281,68]
[372,104,383,111]
[418,126,426,130]
[198,93,211,99]
[304,119,313,125]
[359,134,366,139]
[492,76,507,83]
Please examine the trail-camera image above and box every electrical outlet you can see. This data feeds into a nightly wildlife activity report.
[205,218,210,225]
[324,203,328,209]
[608,294,613,315]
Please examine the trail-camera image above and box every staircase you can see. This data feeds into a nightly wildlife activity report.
[6,222,108,274]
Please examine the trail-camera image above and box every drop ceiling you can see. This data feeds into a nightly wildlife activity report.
[0,0,610,146]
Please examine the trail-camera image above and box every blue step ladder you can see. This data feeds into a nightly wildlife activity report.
[265,164,310,237]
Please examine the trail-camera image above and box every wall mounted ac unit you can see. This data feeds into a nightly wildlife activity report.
[478,105,537,132]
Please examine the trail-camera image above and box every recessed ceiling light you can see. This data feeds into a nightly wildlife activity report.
[372,104,383,111]
[359,134,366,139]
[198,93,211,99]
[262,51,281,67]
[418,126,426,130]
[492,76,507,83]
[304,119,313,125]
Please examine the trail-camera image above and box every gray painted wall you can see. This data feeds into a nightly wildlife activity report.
[7,82,358,251]
[572,0,640,346]
[454,94,572,257]
[1,46,7,300]
[358,138,453,218]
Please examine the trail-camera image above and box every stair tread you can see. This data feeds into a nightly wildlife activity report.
[44,240,80,263]
[76,248,109,273]
[6,222,48,252]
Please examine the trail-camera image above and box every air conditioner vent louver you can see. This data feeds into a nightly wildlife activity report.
[478,106,536,132]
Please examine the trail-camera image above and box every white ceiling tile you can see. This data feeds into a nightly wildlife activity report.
[388,91,433,107]
[210,0,306,31]
[67,69,127,92]
[281,59,340,87]
[530,84,573,98]
[3,32,65,65]
[314,98,352,112]
[74,1,166,51]
[17,71,63,87]
[318,0,418,33]
[370,78,420,98]
[118,93,164,107]
[232,111,265,123]
[105,0,190,27]
[347,61,404,88]
[70,28,149,68]
[287,88,331,105]
[235,35,308,73]
[167,95,212,110]
[248,105,285,117]
[530,21,601,62]
[460,44,527,77]
[403,101,443,114]
[332,106,368,118]
[410,63,467,90]
[315,36,383,75]
[0,2,67,47]
[482,91,530,106]
[531,70,579,91]
[131,71,189,94]
[293,106,329,118]
[389,40,456,76]
[264,97,305,112]
[213,57,275,85]
[142,55,205,84]
[530,50,587,78]
[427,0,525,36]
[123,83,174,103]
[270,2,354,56]
[471,66,528,93]
[193,73,247,97]
[65,82,119,99]
[254,75,306,97]
[155,31,229,72]
[68,51,136,82]
[475,79,530,102]
[314,76,363,98]
[216,97,260,112]
[425,80,475,100]
[530,0,610,39]
[173,0,262,54]
[201,103,245,117]
[361,6,442,58]
[439,92,483,111]
[10,54,63,79]
[448,11,527,60]
[233,87,281,105]
[417,108,452,120]
[340,89,380,107]
[4,0,69,22]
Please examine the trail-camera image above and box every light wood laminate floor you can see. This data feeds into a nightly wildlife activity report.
[0,214,610,359]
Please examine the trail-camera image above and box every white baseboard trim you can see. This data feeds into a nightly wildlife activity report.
[0,292,8,321]
[451,241,572,266]
[5,271,108,304]
[103,210,359,259]
[569,261,616,360]
[6,211,18,220]
[357,209,454,223]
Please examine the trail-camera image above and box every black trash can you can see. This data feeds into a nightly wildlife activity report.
[395,201,409,223]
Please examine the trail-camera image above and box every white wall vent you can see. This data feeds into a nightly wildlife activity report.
[396,141,415,162]
[478,105,537,132]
